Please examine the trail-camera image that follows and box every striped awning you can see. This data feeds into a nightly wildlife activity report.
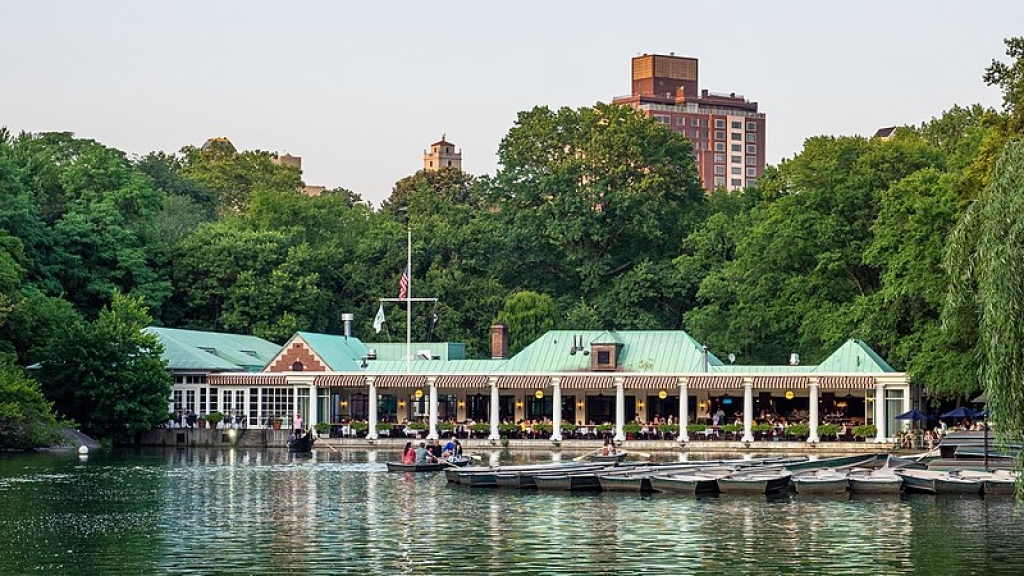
[373,375,428,389]
[560,376,614,389]
[818,376,876,389]
[624,376,677,390]
[752,376,809,389]
[686,376,744,389]
[497,376,551,389]
[208,373,287,386]
[434,375,489,389]
[314,375,366,387]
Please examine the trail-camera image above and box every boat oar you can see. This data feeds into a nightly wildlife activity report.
[573,448,603,462]
[630,450,653,459]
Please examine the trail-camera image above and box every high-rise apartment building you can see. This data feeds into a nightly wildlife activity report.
[612,54,766,192]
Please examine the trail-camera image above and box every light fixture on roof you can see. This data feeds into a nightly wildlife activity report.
[569,335,590,356]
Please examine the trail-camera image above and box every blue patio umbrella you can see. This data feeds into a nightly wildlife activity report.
[940,406,975,419]
[895,408,931,421]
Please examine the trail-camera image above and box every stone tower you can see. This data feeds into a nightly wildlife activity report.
[423,134,462,171]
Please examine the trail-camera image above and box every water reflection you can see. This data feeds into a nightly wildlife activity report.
[2,449,1024,575]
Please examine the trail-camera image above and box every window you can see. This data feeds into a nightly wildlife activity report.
[746,133,757,142]
[731,121,741,129]
[597,350,611,365]
[746,155,757,165]
[715,154,725,162]
[747,144,757,154]
[714,119,725,128]
[714,142,725,151]
[676,117,685,126]
[731,132,742,140]
[653,115,670,124]
[731,155,741,163]
[714,165,725,175]
[731,144,741,152]
[714,130,725,140]
[747,178,758,187]
[731,166,741,174]
[746,167,758,176]
[731,178,742,187]
[714,177,726,186]
[690,118,700,127]
[692,130,702,139]
[747,122,757,131]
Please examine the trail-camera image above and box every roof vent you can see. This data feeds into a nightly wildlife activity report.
[789,353,800,366]
[367,348,377,360]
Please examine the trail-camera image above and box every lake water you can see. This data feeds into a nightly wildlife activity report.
[1,448,1022,575]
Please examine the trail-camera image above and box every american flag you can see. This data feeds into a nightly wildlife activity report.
[398,265,409,300]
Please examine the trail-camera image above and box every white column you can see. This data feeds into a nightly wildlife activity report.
[427,377,439,440]
[488,378,500,441]
[551,380,562,443]
[741,380,754,442]
[309,385,318,427]
[874,381,887,443]
[367,380,379,440]
[807,380,819,443]
[678,379,690,443]
[614,378,625,443]
[293,384,299,423]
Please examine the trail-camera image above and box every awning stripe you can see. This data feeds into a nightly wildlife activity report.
[373,375,428,388]
[314,375,366,387]
[624,376,677,389]
[434,375,489,389]
[752,376,808,389]
[496,376,551,389]
[207,374,288,386]
[819,376,876,389]
[560,376,614,389]
[686,376,743,389]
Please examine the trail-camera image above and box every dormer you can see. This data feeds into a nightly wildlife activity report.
[590,331,624,371]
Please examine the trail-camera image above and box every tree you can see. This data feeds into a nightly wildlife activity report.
[491,103,705,327]
[984,36,1024,133]
[34,291,171,439]
[496,291,557,355]
[945,140,1024,442]
[381,167,475,215]
[0,362,63,450]
[178,144,304,213]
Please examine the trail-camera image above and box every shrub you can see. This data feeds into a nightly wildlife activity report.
[818,424,840,437]
[204,411,224,425]
[533,423,553,433]
[314,422,330,434]
[752,423,772,433]
[439,422,455,432]
[685,424,707,433]
[596,423,614,432]
[406,421,427,431]
[786,424,810,437]
[623,423,642,434]
[377,423,394,431]
[852,424,877,439]
[470,423,491,433]
[721,423,743,434]
[351,421,370,431]
[658,424,679,434]
[498,423,518,434]
[561,423,578,432]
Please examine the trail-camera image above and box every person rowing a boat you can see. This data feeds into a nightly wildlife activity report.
[414,442,435,464]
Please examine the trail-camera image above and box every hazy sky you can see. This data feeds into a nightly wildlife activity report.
[3,1,1021,206]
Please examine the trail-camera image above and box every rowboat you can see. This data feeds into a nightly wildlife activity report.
[957,469,1020,495]
[717,470,792,494]
[895,469,983,495]
[848,468,902,494]
[587,451,629,464]
[650,468,736,494]
[597,462,717,492]
[783,453,885,472]
[792,469,849,495]
[288,431,315,453]
[386,459,469,472]
[496,464,606,489]
[449,461,598,486]
[534,466,624,491]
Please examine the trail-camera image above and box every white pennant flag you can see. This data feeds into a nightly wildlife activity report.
[372,304,386,334]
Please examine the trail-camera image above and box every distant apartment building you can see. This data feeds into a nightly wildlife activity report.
[271,152,326,196]
[612,54,766,192]
[423,134,462,171]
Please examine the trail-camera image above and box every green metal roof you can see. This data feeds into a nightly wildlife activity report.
[145,327,279,372]
[362,342,467,361]
[293,332,368,371]
[814,339,895,373]
[362,359,506,373]
[497,330,724,373]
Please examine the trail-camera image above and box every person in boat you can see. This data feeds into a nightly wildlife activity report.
[402,442,415,465]
[293,413,303,437]
[430,439,444,460]
[453,438,463,458]
[414,442,432,464]
[443,436,456,459]
[601,439,612,456]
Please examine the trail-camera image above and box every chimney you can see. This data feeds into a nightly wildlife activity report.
[341,313,354,337]
[491,323,508,359]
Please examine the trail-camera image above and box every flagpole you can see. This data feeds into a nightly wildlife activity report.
[406,223,412,373]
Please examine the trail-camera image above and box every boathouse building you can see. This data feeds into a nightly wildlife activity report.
[158,325,909,445]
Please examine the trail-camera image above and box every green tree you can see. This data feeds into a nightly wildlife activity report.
[945,140,1024,442]
[34,291,171,439]
[0,362,63,450]
[179,144,303,213]
[496,291,557,355]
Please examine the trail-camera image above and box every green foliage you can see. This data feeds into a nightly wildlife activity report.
[622,423,642,434]
[560,422,578,432]
[786,424,810,437]
[721,424,743,434]
[34,291,171,439]
[818,424,840,437]
[314,422,330,434]
[439,422,455,431]
[852,425,877,439]
[596,423,614,432]
[406,421,427,431]
[0,361,64,449]
[752,423,772,433]
[204,411,224,424]
[497,423,518,434]
[495,291,556,355]
[533,423,553,433]
[685,424,707,433]
[658,424,679,434]
[376,423,394,431]
[469,423,490,433]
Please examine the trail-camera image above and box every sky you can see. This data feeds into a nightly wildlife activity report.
[3,1,1021,206]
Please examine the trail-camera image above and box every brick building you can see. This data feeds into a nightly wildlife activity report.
[612,54,766,192]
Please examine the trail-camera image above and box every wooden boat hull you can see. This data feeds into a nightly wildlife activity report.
[897,470,983,495]
[785,454,885,472]
[598,475,648,492]
[588,452,628,464]
[717,473,792,494]
[387,460,468,473]
[848,473,902,494]
[650,474,722,494]
[984,479,1018,495]
[793,475,848,495]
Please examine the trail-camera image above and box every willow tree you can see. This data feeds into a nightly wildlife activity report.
[945,140,1024,448]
